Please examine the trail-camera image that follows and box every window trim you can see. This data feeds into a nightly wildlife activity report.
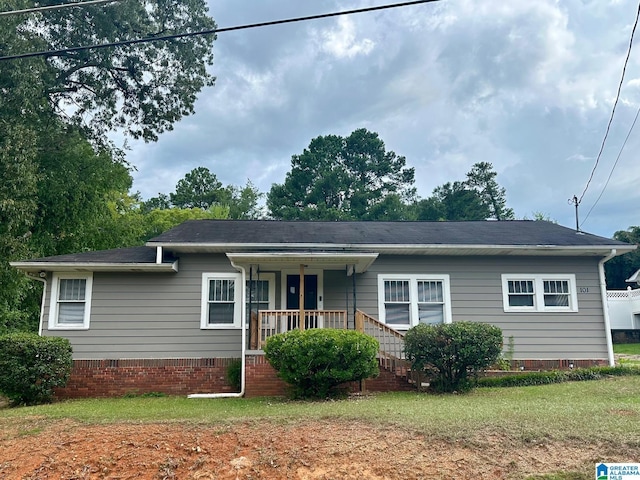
[501,274,578,313]
[201,272,242,329]
[246,273,276,316]
[49,273,93,330]
[377,274,452,330]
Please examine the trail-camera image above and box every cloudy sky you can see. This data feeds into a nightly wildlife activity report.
[124,0,640,238]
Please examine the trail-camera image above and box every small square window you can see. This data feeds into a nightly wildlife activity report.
[201,273,242,329]
[49,274,92,330]
[502,275,577,312]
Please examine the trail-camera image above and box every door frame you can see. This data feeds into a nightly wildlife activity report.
[280,268,324,311]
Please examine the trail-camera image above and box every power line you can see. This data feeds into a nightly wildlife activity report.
[580,102,640,228]
[0,0,122,17]
[576,0,640,205]
[0,0,439,62]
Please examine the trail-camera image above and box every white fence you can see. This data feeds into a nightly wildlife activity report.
[607,288,640,329]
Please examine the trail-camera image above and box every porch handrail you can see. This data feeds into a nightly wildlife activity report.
[355,310,406,361]
[255,310,347,350]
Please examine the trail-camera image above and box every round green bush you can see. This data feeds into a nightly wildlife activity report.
[0,332,72,405]
[263,329,379,399]
[404,322,503,393]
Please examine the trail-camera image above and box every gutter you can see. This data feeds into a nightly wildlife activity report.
[188,259,246,399]
[599,249,617,366]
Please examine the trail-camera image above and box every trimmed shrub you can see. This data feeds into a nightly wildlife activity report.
[264,329,379,399]
[478,365,640,388]
[0,332,72,405]
[404,322,503,393]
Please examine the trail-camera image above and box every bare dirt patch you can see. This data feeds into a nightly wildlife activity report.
[0,417,633,479]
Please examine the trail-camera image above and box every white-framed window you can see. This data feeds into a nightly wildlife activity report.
[246,273,275,320]
[501,274,578,312]
[377,274,452,329]
[201,273,242,329]
[49,273,93,330]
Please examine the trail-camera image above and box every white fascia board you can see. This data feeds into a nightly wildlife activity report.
[225,252,379,273]
[9,261,179,273]
[148,241,635,256]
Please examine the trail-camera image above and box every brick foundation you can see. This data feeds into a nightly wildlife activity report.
[56,358,239,399]
[55,356,610,399]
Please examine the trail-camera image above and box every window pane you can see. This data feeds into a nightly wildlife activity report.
[59,279,86,301]
[58,303,85,324]
[544,280,569,294]
[417,281,443,303]
[209,303,235,324]
[544,294,569,307]
[384,280,410,302]
[418,304,443,325]
[508,280,533,294]
[211,279,234,302]
[385,304,410,325]
[508,295,534,307]
[246,280,269,303]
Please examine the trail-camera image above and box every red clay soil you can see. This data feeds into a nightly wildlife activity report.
[0,416,633,479]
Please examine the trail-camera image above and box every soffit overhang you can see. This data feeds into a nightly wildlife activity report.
[226,252,379,274]
[9,261,179,274]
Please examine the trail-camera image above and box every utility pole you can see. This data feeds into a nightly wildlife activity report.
[568,195,580,232]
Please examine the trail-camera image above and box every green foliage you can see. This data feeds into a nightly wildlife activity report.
[404,322,503,393]
[477,365,640,388]
[3,0,216,142]
[411,162,513,221]
[465,162,514,220]
[263,329,379,399]
[170,167,225,209]
[0,332,72,405]
[144,168,262,219]
[226,359,242,391]
[605,226,640,289]
[413,181,489,221]
[267,129,416,220]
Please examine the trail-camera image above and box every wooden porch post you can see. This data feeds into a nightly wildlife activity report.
[299,264,305,331]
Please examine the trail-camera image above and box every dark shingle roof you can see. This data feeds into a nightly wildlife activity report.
[148,219,628,248]
[24,246,166,264]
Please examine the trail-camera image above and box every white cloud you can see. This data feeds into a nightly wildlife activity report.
[314,16,375,59]
[122,0,640,238]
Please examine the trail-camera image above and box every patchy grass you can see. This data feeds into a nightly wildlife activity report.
[614,343,640,355]
[1,376,639,445]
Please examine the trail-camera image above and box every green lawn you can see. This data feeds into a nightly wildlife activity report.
[2,376,640,445]
[613,343,640,355]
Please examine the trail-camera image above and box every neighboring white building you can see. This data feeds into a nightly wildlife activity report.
[607,268,640,330]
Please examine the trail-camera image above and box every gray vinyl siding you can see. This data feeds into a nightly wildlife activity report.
[355,255,608,360]
[42,253,610,361]
[43,254,242,360]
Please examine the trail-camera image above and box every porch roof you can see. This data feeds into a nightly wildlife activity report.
[226,252,379,274]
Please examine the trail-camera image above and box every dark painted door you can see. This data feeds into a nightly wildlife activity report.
[286,274,318,310]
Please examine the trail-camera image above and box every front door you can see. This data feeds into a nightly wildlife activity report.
[286,274,318,329]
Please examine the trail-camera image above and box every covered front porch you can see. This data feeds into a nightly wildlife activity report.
[226,251,379,350]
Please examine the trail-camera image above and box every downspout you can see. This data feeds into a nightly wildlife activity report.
[188,259,247,399]
[18,272,47,336]
[599,249,617,367]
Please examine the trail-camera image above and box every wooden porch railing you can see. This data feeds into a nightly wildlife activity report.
[252,310,347,350]
[355,310,415,385]
[355,310,405,360]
